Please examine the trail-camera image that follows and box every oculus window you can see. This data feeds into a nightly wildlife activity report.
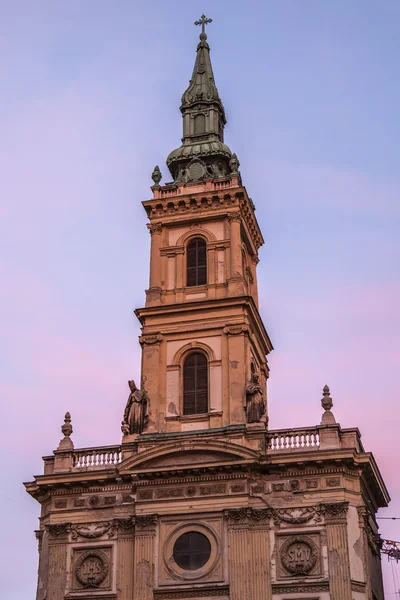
[173,531,211,570]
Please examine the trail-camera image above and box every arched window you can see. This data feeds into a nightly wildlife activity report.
[194,114,206,135]
[187,238,207,287]
[183,352,208,415]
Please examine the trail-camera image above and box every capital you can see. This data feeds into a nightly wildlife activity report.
[227,212,241,223]
[147,222,162,235]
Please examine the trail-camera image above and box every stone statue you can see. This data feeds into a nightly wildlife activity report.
[245,373,265,423]
[121,380,148,435]
[229,153,240,174]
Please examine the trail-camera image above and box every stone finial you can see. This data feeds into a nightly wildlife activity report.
[151,165,162,185]
[57,412,74,450]
[320,385,336,425]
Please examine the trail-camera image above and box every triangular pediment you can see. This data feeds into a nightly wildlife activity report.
[118,439,259,473]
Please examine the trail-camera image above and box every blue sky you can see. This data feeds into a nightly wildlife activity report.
[1,1,399,596]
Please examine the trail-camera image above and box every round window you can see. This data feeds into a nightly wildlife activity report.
[173,531,211,570]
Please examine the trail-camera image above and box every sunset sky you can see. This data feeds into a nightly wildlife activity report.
[1,1,399,596]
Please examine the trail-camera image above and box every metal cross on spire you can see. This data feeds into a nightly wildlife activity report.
[194,14,212,36]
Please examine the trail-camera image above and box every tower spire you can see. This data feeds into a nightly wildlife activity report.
[166,16,234,183]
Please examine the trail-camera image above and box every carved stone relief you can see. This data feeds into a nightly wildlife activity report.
[322,501,349,524]
[272,506,323,527]
[70,518,135,541]
[280,535,319,576]
[326,477,341,487]
[73,548,111,590]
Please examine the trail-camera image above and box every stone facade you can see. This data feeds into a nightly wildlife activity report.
[25,16,389,600]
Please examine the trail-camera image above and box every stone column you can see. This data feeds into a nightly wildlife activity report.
[116,518,135,600]
[226,509,249,599]
[248,509,272,600]
[133,515,157,600]
[324,502,352,600]
[147,222,162,290]
[46,524,70,600]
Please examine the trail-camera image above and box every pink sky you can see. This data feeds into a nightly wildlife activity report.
[1,2,399,596]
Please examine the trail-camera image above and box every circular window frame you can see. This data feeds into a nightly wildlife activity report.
[164,523,219,581]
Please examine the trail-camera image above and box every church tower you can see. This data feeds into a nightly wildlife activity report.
[135,14,271,441]
[25,16,390,600]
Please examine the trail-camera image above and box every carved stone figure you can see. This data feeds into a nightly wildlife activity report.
[229,152,240,174]
[121,380,148,435]
[245,373,265,422]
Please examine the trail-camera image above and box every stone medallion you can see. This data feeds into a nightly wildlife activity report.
[75,549,109,588]
[280,535,318,576]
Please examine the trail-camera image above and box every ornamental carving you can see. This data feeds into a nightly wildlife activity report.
[322,501,349,524]
[305,479,318,489]
[47,523,70,540]
[75,549,109,588]
[272,506,323,527]
[54,499,67,508]
[326,477,340,487]
[154,586,229,599]
[280,535,319,576]
[227,212,241,223]
[272,582,329,594]
[226,507,272,525]
[71,522,112,541]
[223,324,249,336]
[147,222,162,235]
[139,333,163,346]
[156,487,184,499]
[200,484,226,495]
[134,514,158,532]
[70,518,135,540]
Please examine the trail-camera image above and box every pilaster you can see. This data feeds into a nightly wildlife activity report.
[226,508,272,600]
[324,502,352,600]
[116,518,135,600]
[133,515,158,600]
[46,523,70,600]
[147,222,163,299]
[357,506,373,600]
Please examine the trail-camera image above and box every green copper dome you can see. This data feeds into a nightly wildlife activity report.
[165,16,238,184]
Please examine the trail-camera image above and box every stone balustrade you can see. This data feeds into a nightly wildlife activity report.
[267,427,320,451]
[72,445,122,469]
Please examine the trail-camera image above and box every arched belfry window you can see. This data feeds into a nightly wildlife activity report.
[183,352,208,415]
[187,238,207,287]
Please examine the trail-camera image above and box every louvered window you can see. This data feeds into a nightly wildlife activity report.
[183,352,208,415]
[187,238,207,287]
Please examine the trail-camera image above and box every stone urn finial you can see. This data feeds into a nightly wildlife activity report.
[57,412,74,450]
[320,385,336,425]
[151,165,162,185]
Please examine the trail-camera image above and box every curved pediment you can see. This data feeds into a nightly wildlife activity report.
[118,439,259,473]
